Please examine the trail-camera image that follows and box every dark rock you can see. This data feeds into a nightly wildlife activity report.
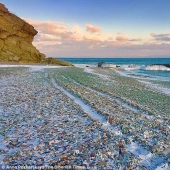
[98,62,105,67]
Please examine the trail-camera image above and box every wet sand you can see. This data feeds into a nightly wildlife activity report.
[0,65,169,169]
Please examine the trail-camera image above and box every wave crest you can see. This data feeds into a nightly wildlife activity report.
[144,65,170,71]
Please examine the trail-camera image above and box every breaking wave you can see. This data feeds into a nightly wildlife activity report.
[144,64,170,71]
[121,64,170,71]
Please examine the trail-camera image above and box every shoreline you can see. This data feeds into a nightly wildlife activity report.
[0,66,169,169]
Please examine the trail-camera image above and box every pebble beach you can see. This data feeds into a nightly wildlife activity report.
[0,65,170,170]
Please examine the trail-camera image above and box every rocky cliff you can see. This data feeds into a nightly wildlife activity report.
[0,3,72,66]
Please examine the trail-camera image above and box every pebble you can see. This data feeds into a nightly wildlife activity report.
[0,67,169,169]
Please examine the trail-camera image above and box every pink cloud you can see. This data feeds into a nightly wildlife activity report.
[116,35,128,41]
[86,24,100,33]
[38,42,170,58]
[25,19,68,36]
[23,18,170,57]
[83,35,99,41]
[35,34,61,41]
[116,35,141,42]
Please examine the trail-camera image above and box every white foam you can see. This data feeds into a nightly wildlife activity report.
[0,64,67,71]
[120,64,170,71]
[74,64,96,68]
[121,64,141,71]
[144,65,170,71]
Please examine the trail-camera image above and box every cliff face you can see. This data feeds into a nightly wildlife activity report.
[0,3,45,63]
[0,3,72,66]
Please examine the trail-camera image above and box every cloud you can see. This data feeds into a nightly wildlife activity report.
[108,37,113,40]
[28,20,68,36]
[38,42,170,58]
[159,37,170,41]
[24,18,170,57]
[128,38,142,42]
[150,33,156,37]
[35,34,61,41]
[26,19,130,43]
[86,24,100,33]
[150,33,170,41]
[25,19,84,43]
[150,33,170,37]
[116,35,128,41]
[116,35,141,42]
[83,35,99,41]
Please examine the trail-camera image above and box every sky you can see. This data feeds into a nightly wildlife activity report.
[1,0,170,58]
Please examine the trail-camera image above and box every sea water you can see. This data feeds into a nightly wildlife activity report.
[58,58,170,80]
[58,58,170,65]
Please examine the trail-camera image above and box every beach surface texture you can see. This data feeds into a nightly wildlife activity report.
[0,64,169,170]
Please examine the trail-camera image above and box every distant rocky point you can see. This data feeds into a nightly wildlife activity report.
[0,3,73,66]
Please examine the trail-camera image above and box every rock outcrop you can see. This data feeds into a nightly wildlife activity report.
[98,62,119,68]
[0,3,73,66]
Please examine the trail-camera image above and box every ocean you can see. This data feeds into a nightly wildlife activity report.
[58,58,170,65]
[58,58,170,79]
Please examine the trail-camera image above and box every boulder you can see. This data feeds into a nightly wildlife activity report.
[98,62,105,67]
[98,62,119,68]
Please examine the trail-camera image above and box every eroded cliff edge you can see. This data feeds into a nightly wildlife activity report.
[0,3,72,66]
